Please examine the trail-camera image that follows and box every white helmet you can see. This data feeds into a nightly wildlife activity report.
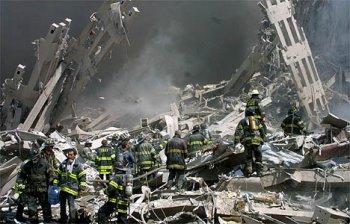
[251,89,259,95]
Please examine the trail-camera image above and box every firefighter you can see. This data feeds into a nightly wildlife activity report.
[97,168,132,224]
[42,139,58,173]
[246,89,263,120]
[234,109,266,177]
[54,148,87,223]
[134,133,157,175]
[78,141,95,163]
[95,139,115,180]
[281,106,307,136]
[117,138,135,170]
[186,125,206,158]
[200,123,212,144]
[165,130,187,190]
[246,89,267,133]
[14,148,55,222]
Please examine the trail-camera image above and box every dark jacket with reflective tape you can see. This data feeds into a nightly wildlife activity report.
[17,156,54,193]
[281,114,306,135]
[246,97,263,120]
[186,131,206,156]
[106,175,128,214]
[55,159,87,197]
[234,118,265,146]
[165,136,187,170]
[134,141,156,171]
[95,146,115,174]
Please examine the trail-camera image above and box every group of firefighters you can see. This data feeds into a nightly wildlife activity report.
[12,89,306,223]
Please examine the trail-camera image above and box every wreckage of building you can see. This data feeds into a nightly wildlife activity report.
[1,0,350,223]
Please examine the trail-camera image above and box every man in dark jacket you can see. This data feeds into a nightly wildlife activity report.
[97,173,129,224]
[15,148,55,222]
[234,109,266,177]
[95,139,115,180]
[165,131,187,189]
[134,133,157,175]
[54,148,87,223]
[281,106,307,136]
[186,125,207,158]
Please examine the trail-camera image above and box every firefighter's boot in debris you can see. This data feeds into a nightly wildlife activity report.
[244,161,253,177]
[255,162,264,177]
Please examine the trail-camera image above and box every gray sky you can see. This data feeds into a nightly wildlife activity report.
[0,0,261,86]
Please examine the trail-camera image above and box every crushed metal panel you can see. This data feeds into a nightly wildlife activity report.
[312,206,350,224]
[321,113,349,129]
[260,0,329,124]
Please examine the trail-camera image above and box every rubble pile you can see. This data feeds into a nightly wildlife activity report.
[1,0,350,223]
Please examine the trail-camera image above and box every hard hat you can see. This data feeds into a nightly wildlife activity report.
[29,149,39,159]
[193,125,200,131]
[200,123,208,129]
[174,130,181,137]
[84,141,92,147]
[251,89,259,95]
[44,139,55,147]
[101,139,108,146]
[288,106,298,115]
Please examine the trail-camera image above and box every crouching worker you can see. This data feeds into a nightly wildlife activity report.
[97,168,133,224]
[53,147,87,223]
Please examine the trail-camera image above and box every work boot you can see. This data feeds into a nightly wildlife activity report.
[243,162,253,177]
[255,162,264,177]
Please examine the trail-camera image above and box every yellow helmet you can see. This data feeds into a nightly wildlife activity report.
[251,89,259,95]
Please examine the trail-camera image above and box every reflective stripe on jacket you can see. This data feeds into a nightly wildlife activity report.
[105,175,128,214]
[135,142,156,171]
[165,136,187,170]
[234,118,265,146]
[95,146,115,174]
[186,132,206,156]
[281,114,306,135]
[56,159,87,196]
[246,98,263,120]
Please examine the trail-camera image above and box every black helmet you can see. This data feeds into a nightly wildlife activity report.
[200,123,207,130]
[101,139,108,146]
[288,106,298,115]
[193,125,200,131]
[245,108,255,117]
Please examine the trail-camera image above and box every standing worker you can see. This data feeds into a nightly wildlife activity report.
[95,139,115,180]
[186,125,206,158]
[54,148,87,223]
[200,123,212,145]
[14,148,55,223]
[234,109,266,177]
[134,133,157,175]
[281,106,307,136]
[246,89,263,120]
[246,89,267,132]
[165,130,187,190]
